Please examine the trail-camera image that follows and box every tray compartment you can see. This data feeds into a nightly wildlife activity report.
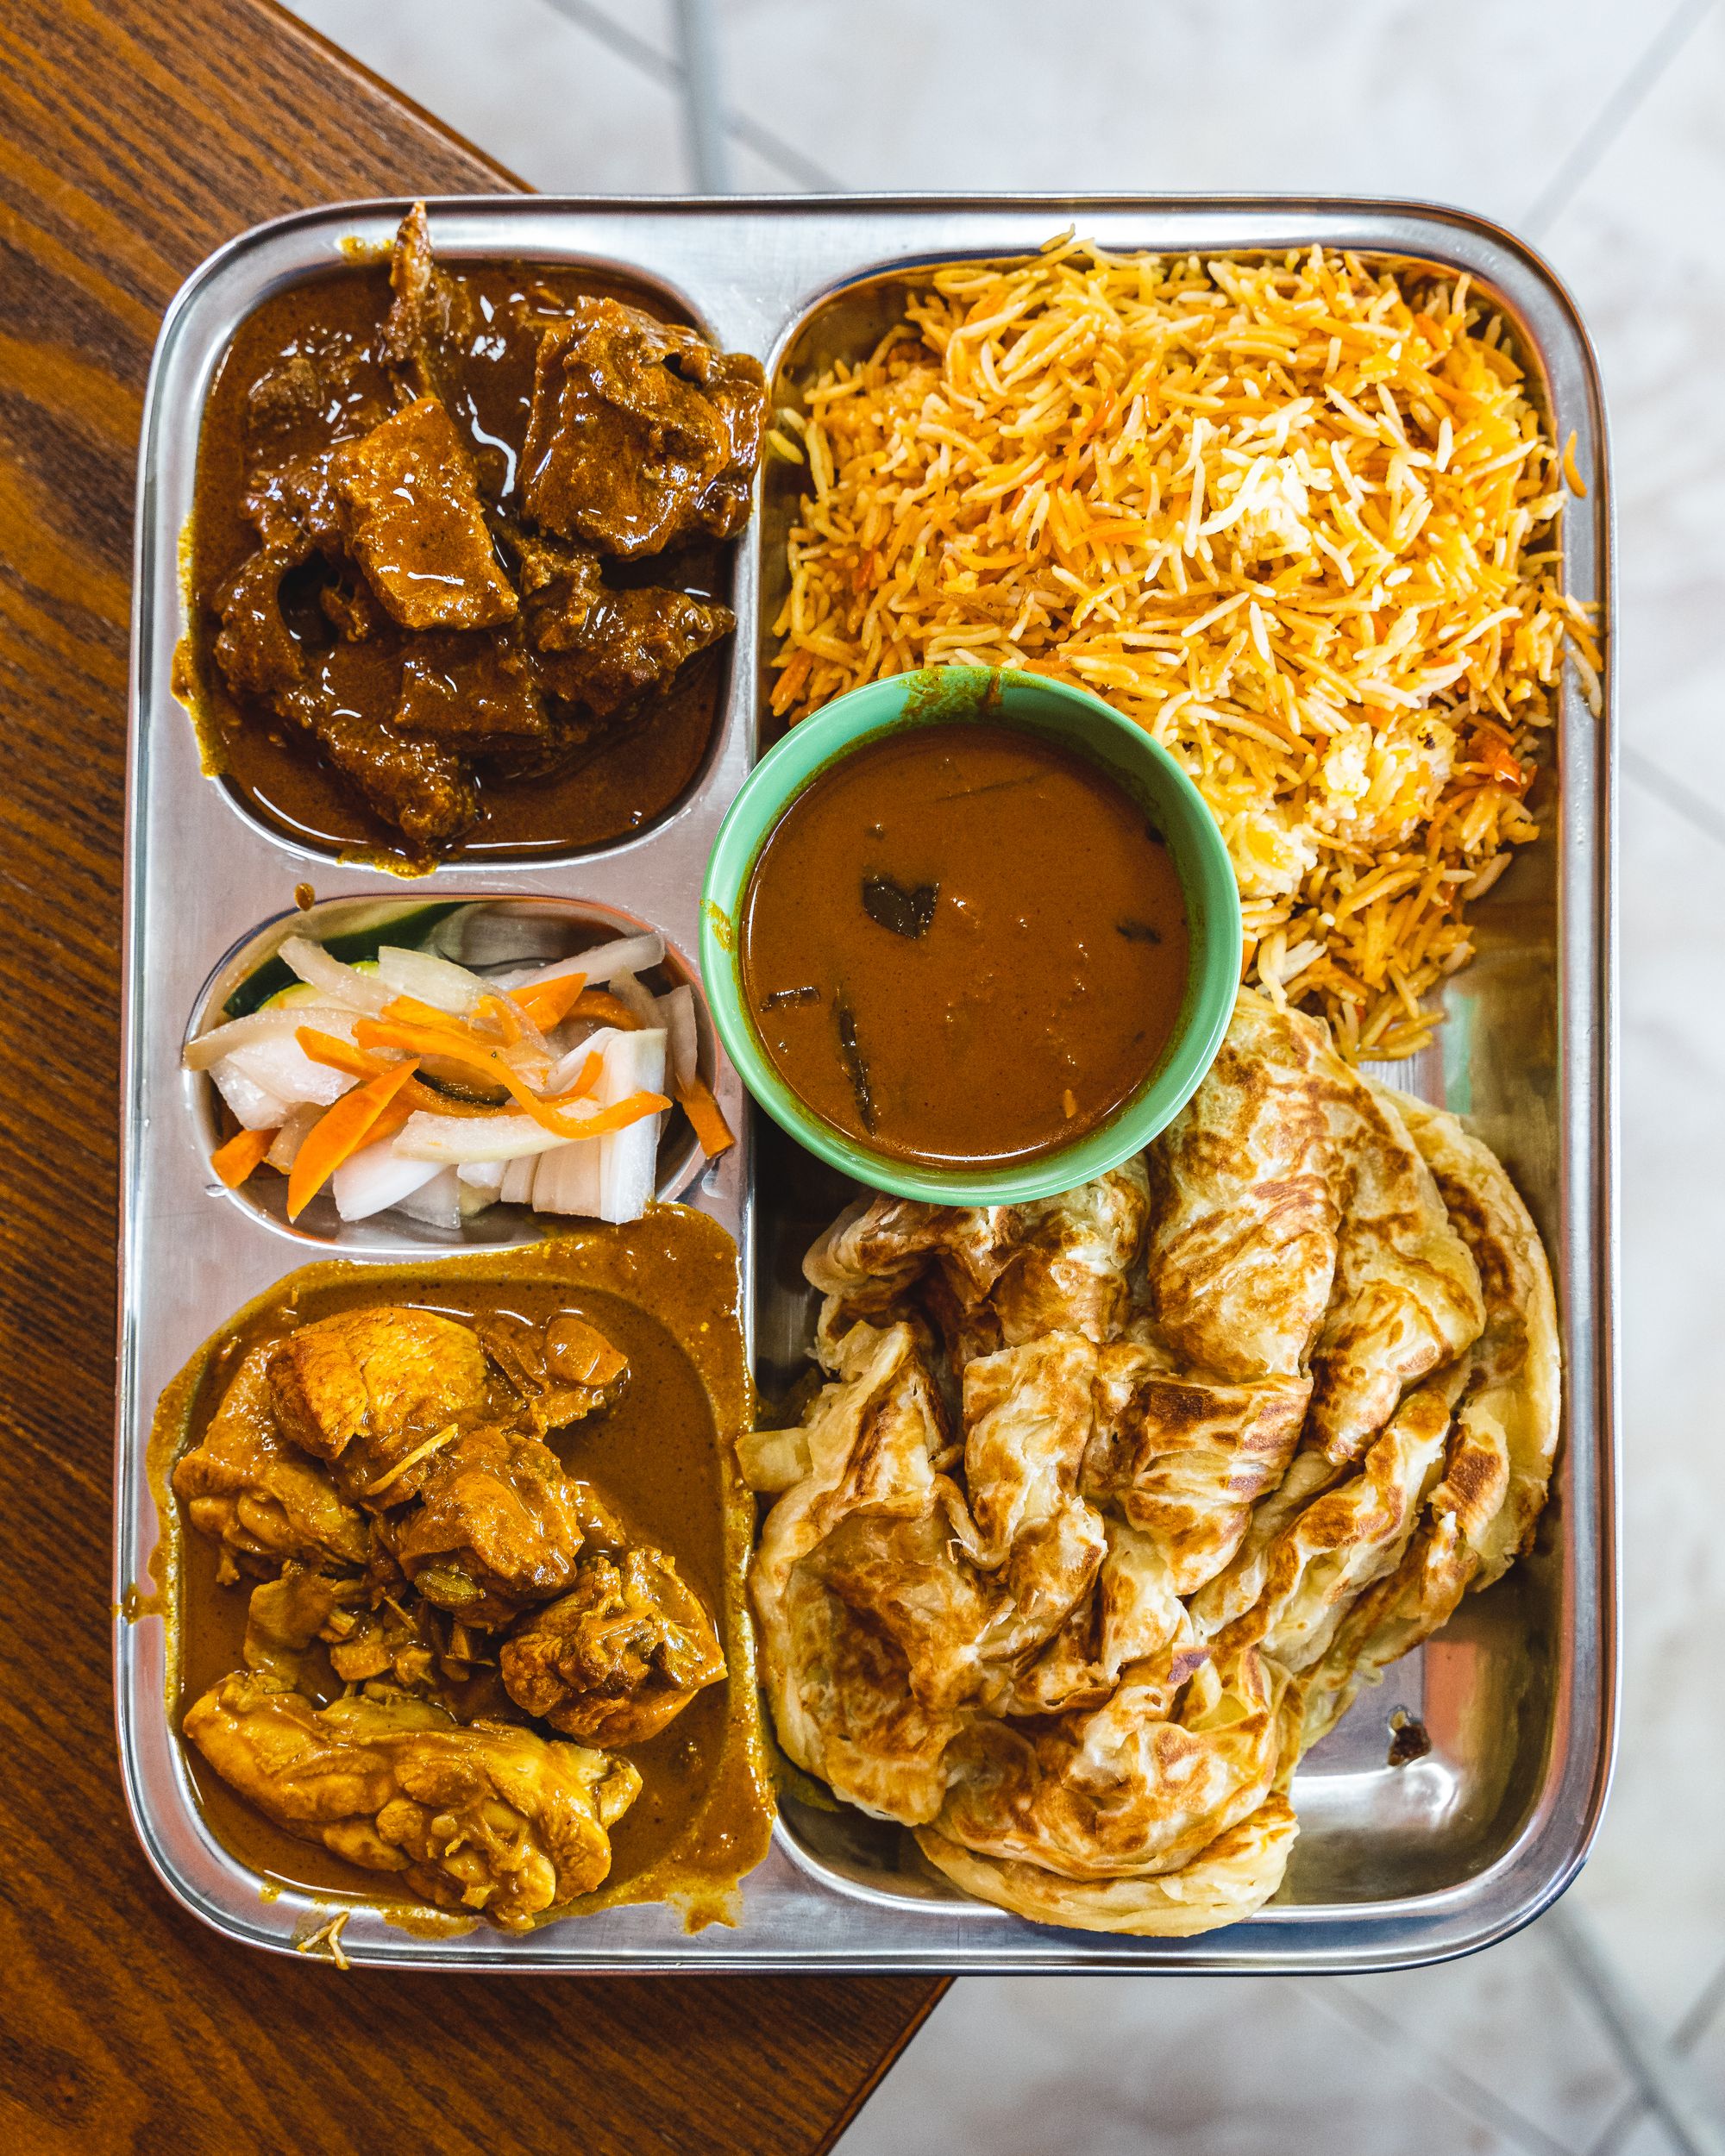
[185,237,741,870]
[185,891,717,1249]
[748,221,1609,1937]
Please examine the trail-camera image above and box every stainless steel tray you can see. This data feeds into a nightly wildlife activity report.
[119,195,1615,1972]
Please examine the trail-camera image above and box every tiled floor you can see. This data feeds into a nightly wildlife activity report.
[285,3,1725,2148]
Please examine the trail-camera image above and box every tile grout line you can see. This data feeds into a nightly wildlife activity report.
[1622,745,1725,856]
[532,0,846,189]
[1546,1904,1725,2156]
[1522,0,1717,235]
[1588,1955,1725,2156]
[1678,1964,1725,2051]
[1299,1977,1575,2156]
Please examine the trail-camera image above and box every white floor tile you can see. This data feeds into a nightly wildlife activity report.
[566,0,676,61]
[833,1975,1531,2156]
[290,0,1642,214]
[720,0,1632,216]
[1540,6,1725,822]
[569,0,668,51]
[1610,2120,1673,2156]
[1684,1984,1725,2126]
[1327,1916,1635,2149]
[1600,1996,1725,2156]
[289,0,694,191]
[1565,772,1725,2034]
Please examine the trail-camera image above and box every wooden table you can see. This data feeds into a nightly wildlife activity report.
[0,3,944,2147]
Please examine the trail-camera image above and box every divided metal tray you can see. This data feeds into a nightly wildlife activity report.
[118,195,1616,1971]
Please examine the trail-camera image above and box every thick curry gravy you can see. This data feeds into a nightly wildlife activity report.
[740,722,1190,1164]
[147,1214,772,1931]
[188,260,729,867]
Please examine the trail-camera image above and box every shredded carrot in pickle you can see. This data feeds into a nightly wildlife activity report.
[564,1050,604,1099]
[295,1028,498,1118]
[531,1087,670,1138]
[296,1028,390,1081]
[511,972,588,1030]
[570,989,643,1031]
[674,1075,735,1158]
[286,1061,419,1219]
[364,1100,416,1148]
[474,993,524,1046]
[358,1016,545,1106]
[377,994,558,1080]
[356,1017,665,1140]
[384,993,474,1033]
[211,1125,276,1188]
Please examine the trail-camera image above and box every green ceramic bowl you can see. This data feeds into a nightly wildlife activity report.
[700,666,1241,1204]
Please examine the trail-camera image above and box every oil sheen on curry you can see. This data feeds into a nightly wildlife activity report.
[186,203,767,868]
[151,1213,773,1934]
[741,722,1190,1165]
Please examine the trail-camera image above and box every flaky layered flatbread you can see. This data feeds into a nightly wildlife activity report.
[917,1793,1299,1938]
[743,993,1558,1938]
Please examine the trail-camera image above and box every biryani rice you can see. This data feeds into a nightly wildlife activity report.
[768,241,1602,1058]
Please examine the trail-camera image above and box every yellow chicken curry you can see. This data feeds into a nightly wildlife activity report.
[151,1212,773,1934]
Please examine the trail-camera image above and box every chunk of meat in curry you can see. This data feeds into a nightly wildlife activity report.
[472,1308,628,1435]
[279,655,480,846]
[328,397,518,631]
[173,1344,368,1581]
[393,630,549,755]
[522,298,766,558]
[270,1305,492,1502]
[530,585,735,719]
[382,1422,593,1626]
[201,201,764,858]
[380,197,474,407]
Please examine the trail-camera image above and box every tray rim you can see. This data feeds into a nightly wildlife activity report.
[116,190,1618,1975]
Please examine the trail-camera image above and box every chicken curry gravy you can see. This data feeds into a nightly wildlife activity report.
[186,203,767,868]
[150,1213,772,1934]
[741,722,1190,1164]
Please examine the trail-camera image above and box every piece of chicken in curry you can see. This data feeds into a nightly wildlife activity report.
[502,1545,728,1747]
[172,1300,725,1928]
[187,1673,642,1928]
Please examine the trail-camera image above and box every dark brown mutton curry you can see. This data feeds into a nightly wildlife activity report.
[187,204,767,868]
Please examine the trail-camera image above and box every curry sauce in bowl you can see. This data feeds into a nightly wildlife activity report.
[701,667,1241,1201]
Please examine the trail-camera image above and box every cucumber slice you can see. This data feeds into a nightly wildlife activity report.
[255,981,322,1013]
[223,905,464,1018]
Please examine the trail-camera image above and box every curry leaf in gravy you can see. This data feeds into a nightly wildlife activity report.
[861,874,938,941]
[834,1000,876,1132]
[761,985,822,1011]
[1116,918,1164,945]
